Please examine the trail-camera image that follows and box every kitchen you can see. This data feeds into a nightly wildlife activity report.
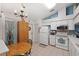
[0,3,79,56]
[38,3,79,56]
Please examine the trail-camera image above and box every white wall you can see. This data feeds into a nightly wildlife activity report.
[0,4,2,40]
[1,13,5,41]
[0,17,2,40]
[74,5,79,18]
[0,13,7,42]
[74,15,79,24]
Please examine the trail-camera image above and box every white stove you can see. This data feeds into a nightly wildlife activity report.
[56,32,69,50]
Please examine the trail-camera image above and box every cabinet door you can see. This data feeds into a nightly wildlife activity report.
[71,44,75,56]
[70,42,77,56]
[69,40,72,55]
[51,23,57,30]
[68,20,74,30]
[50,35,56,45]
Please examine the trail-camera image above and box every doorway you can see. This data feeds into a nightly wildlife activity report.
[5,20,16,45]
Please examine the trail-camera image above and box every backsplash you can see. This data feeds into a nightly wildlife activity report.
[67,30,75,35]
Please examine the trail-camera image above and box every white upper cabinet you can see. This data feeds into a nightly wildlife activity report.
[68,20,75,30]
[50,19,75,30]
[51,20,68,30]
[51,22,57,30]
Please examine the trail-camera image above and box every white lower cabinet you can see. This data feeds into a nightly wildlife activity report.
[69,41,76,56]
[50,35,56,45]
[69,40,72,55]
[69,39,79,56]
[75,50,79,56]
[71,44,76,56]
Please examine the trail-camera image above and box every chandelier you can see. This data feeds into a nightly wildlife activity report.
[14,3,27,19]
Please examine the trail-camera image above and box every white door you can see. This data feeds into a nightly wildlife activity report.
[40,32,48,45]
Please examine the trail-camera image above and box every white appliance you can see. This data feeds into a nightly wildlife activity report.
[50,35,56,46]
[40,26,49,45]
[56,32,69,50]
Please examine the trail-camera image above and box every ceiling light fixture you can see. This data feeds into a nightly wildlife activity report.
[14,3,27,20]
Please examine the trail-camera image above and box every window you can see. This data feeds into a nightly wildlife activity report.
[48,12,58,19]
[44,11,58,20]
[66,5,73,15]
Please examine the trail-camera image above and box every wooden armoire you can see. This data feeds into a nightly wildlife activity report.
[17,20,29,43]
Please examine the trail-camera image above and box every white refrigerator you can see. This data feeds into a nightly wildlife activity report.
[40,26,49,45]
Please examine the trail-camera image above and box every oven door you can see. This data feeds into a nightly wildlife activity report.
[56,36,69,47]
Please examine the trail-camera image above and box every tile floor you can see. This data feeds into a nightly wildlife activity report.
[31,43,70,56]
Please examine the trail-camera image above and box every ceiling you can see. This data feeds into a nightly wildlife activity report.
[0,3,49,22]
[0,3,69,23]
